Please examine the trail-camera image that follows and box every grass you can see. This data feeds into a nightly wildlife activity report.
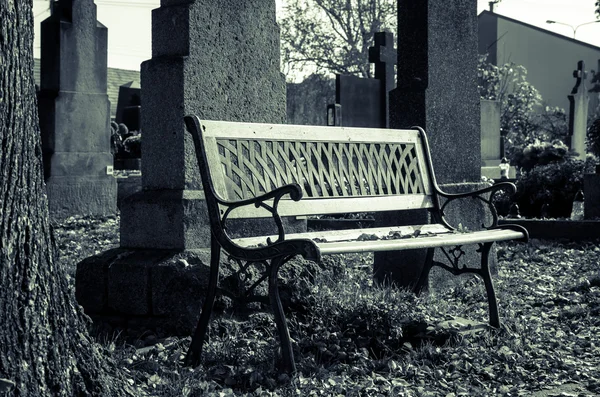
[55,215,600,396]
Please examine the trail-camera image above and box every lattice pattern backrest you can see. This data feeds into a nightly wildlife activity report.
[214,138,426,200]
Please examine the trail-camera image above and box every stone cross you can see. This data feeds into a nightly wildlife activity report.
[368,32,396,128]
[568,60,589,159]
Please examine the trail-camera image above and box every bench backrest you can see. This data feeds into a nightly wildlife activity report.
[192,119,438,218]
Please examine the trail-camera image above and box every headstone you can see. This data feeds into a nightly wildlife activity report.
[332,32,397,128]
[336,75,382,127]
[115,81,141,131]
[286,75,334,126]
[38,0,116,219]
[480,99,515,179]
[375,0,485,289]
[568,60,589,159]
[480,100,502,162]
[120,0,292,250]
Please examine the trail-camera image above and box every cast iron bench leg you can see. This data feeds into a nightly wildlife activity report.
[479,242,500,328]
[269,255,296,374]
[185,235,221,366]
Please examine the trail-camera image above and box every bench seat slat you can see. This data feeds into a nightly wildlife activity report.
[226,194,435,218]
[232,225,526,255]
[316,228,526,255]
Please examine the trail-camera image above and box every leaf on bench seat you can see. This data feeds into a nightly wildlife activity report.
[357,233,380,241]
[313,238,328,243]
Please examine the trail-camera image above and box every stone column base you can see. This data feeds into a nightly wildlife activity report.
[76,248,212,335]
[46,175,116,219]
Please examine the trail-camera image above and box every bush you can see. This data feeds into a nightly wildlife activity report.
[510,139,574,172]
[512,158,585,218]
[587,118,600,158]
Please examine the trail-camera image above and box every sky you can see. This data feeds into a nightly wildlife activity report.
[32,0,600,72]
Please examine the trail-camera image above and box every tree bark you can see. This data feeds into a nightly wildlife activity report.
[0,2,130,396]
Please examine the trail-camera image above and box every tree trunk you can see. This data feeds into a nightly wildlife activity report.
[0,2,130,396]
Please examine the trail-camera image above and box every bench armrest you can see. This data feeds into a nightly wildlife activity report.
[432,182,516,230]
[218,183,304,245]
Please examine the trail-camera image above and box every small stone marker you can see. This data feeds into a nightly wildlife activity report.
[38,0,116,219]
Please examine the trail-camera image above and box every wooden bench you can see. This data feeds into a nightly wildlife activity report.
[182,114,529,373]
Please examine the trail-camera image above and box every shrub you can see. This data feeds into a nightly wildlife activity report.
[513,158,585,218]
[510,139,574,172]
[587,118,600,158]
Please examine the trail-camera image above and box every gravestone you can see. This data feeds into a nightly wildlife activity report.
[480,100,502,162]
[286,75,334,126]
[115,80,141,131]
[480,99,515,179]
[38,0,116,219]
[375,0,486,288]
[331,32,397,128]
[120,0,294,250]
[368,32,397,128]
[568,61,589,159]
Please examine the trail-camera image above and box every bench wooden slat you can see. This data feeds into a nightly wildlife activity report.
[232,225,526,255]
[199,120,423,143]
[233,224,451,246]
[224,194,435,218]
[315,228,526,255]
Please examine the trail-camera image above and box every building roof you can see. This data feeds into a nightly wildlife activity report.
[33,59,140,118]
[479,10,600,52]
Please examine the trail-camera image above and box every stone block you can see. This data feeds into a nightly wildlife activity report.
[151,250,213,333]
[140,57,187,191]
[392,0,480,185]
[117,175,142,210]
[46,175,116,219]
[52,92,111,152]
[584,173,600,219]
[48,152,113,177]
[76,249,121,313]
[107,250,174,315]
[120,189,211,250]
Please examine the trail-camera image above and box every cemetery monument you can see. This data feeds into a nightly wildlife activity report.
[38,0,116,219]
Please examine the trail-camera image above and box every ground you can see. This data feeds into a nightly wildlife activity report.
[55,215,600,396]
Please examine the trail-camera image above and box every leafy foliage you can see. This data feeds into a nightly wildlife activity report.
[513,158,585,218]
[511,139,574,172]
[587,118,600,157]
[279,0,396,79]
[478,55,572,167]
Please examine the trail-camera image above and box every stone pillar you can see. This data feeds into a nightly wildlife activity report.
[568,61,589,160]
[375,0,484,288]
[38,0,116,219]
[120,0,288,250]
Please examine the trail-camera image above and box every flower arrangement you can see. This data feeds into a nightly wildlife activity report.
[110,121,141,159]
